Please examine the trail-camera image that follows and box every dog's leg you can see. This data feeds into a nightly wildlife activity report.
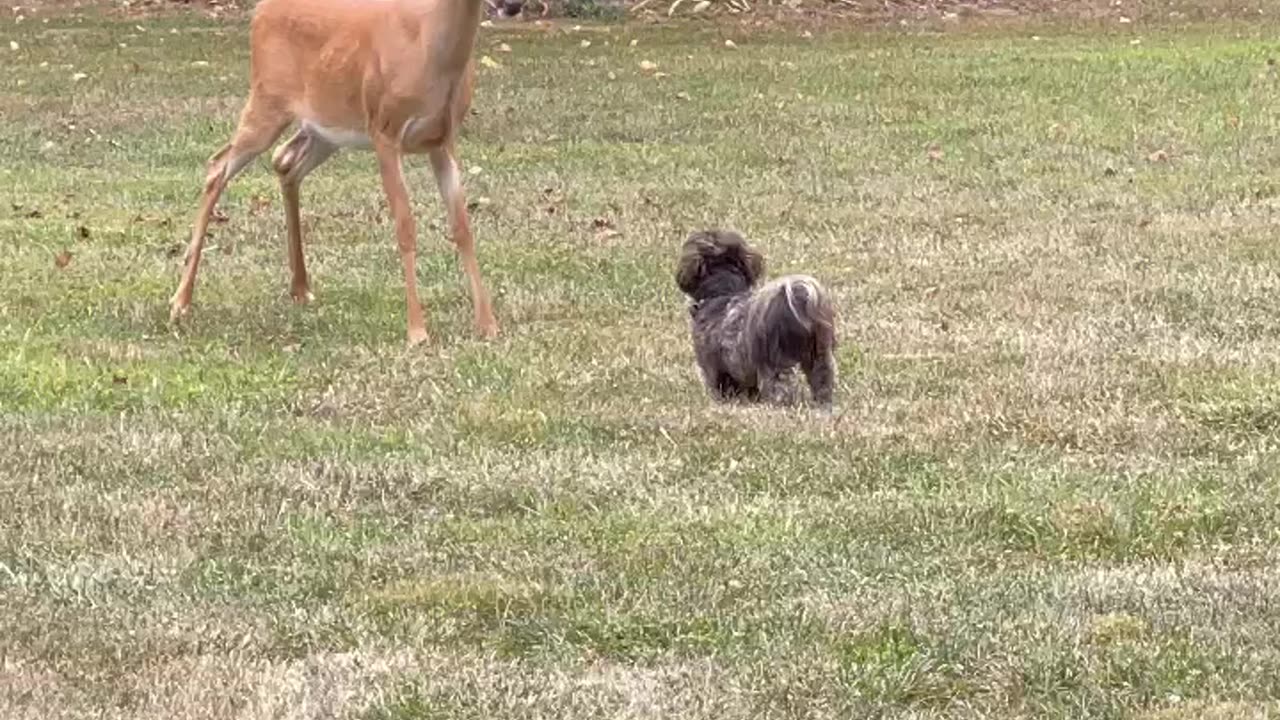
[760,368,799,406]
[803,353,837,410]
[714,373,748,402]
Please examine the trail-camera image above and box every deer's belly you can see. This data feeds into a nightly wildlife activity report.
[303,121,371,149]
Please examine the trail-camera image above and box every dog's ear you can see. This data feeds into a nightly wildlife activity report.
[738,243,765,285]
[715,230,765,285]
[675,234,709,294]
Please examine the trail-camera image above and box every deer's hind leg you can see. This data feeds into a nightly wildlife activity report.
[170,97,291,321]
[272,129,337,304]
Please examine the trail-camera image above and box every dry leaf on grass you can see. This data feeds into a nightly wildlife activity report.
[54,250,72,268]
[1148,149,1168,163]
[249,194,271,216]
[639,60,658,72]
[479,55,501,69]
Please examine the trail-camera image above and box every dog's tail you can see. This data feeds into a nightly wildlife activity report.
[775,275,836,352]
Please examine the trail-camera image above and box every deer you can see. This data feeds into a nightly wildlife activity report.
[168,0,510,346]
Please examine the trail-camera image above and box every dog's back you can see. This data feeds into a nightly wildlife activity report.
[747,275,836,368]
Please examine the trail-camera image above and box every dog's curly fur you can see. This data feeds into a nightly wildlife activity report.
[675,229,837,408]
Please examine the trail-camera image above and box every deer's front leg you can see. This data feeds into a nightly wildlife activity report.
[429,144,498,339]
[374,142,429,346]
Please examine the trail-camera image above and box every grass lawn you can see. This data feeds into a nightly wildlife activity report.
[4,5,1280,718]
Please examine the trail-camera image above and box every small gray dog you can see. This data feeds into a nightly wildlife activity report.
[675,229,837,409]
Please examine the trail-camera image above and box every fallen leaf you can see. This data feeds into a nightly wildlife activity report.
[927,144,944,161]
[497,42,512,52]
[1148,149,1168,163]
[801,30,813,39]
[607,71,617,80]
[480,19,493,27]
[71,72,88,81]
[676,91,691,100]
[629,39,639,47]
[580,39,591,48]
[479,55,501,69]
[639,59,658,72]
[9,40,18,51]
[724,39,738,49]
[54,250,72,268]
[693,0,710,10]
[653,71,668,79]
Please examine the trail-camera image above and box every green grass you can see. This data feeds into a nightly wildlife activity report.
[4,6,1280,718]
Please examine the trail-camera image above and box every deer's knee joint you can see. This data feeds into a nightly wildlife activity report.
[271,137,305,178]
[395,222,418,253]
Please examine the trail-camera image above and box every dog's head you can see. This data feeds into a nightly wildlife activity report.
[675,229,766,300]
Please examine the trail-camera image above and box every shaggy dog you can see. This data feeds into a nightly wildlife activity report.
[675,229,837,409]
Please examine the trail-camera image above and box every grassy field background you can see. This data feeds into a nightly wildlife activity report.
[4,5,1280,718]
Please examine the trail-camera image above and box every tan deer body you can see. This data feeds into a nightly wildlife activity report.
[169,0,497,345]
